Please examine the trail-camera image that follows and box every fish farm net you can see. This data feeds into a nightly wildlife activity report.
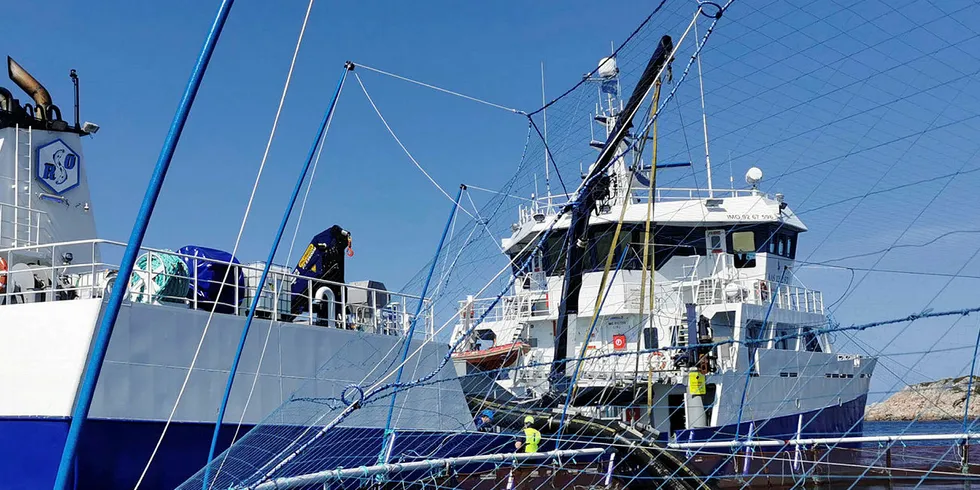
[174,0,980,488]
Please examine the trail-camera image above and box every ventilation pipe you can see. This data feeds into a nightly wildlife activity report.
[8,56,55,120]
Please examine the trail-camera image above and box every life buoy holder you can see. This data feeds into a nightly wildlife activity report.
[0,257,7,294]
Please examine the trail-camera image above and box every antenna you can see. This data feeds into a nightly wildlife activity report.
[694,21,714,198]
[541,62,551,206]
[69,69,80,130]
[728,150,734,191]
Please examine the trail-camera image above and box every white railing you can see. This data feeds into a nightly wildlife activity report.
[516,186,768,225]
[459,290,550,325]
[0,239,433,339]
[0,202,48,248]
[695,277,824,314]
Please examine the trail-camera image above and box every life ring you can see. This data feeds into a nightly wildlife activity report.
[649,351,669,371]
[758,280,770,302]
[698,359,711,375]
[0,257,7,294]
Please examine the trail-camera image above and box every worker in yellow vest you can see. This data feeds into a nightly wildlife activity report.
[514,415,541,453]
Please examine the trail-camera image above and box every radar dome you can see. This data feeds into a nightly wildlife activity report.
[598,57,619,78]
[745,167,763,186]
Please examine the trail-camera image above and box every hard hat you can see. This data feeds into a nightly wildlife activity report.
[481,409,494,420]
[524,415,535,425]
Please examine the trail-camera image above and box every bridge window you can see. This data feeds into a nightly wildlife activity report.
[765,229,797,259]
[542,234,568,275]
[731,231,757,269]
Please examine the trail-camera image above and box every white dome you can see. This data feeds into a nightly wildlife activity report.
[598,57,619,78]
[745,167,764,186]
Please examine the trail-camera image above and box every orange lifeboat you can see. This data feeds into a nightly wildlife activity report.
[452,342,531,370]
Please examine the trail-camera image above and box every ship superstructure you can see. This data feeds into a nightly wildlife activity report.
[451,54,876,443]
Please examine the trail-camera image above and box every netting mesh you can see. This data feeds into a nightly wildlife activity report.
[179,0,980,488]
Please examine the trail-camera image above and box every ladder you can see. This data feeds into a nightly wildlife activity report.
[12,125,33,246]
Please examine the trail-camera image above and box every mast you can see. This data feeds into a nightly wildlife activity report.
[695,21,714,198]
[541,62,551,209]
[547,35,674,396]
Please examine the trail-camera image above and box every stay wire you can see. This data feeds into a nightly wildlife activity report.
[132,1,316,487]
[354,72,475,219]
[354,62,526,115]
[209,59,341,485]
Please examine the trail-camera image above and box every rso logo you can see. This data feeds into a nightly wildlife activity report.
[35,139,80,195]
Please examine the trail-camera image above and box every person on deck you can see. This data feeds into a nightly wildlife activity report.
[475,409,495,432]
[514,415,541,453]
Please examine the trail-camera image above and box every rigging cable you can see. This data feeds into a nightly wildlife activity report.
[209,54,342,485]
[354,72,475,218]
[376,185,465,467]
[355,62,525,115]
[635,80,662,417]
[201,64,352,490]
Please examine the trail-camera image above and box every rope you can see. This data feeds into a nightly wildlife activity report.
[526,0,669,117]
[209,52,342,485]
[376,185,464,467]
[354,62,525,115]
[128,251,190,304]
[354,72,475,219]
[463,184,534,202]
[131,2,317,487]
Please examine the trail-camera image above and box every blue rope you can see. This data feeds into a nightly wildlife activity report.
[52,2,237,489]
[202,63,352,490]
[733,266,787,442]
[376,184,465,467]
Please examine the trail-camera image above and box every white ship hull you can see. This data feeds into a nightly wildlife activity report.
[0,298,476,490]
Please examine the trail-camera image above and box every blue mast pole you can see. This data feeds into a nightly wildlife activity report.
[202,62,354,490]
[52,1,236,489]
[377,184,465,466]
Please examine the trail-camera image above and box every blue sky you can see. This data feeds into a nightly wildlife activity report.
[4,0,661,277]
[6,0,980,399]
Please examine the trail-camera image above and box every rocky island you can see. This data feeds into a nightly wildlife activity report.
[865,376,980,421]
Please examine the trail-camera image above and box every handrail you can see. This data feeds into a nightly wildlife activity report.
[695,277,824,314]
[0,238,425,302]
[0,238,431,340]
[0,201,49,247]
[517,186,770,224]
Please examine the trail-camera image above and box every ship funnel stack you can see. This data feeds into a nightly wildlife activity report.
[7,57,62,123]
[0,55,99,267]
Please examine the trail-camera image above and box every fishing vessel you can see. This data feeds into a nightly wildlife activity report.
[450,50,878,444]
[0,58,485,490]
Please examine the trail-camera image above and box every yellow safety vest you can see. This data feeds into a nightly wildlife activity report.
[523,427,541,453]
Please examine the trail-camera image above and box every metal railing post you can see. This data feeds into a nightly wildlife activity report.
[308,280,314,326]
[192,258,198,310]
[372,289,378,333]
[91,242,96,298]
[233,264,239,313]
[273,274,279,322]
[340,285,347,328]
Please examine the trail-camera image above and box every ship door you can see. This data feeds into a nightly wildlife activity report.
[706,229,726,254]
[668,393,686,436]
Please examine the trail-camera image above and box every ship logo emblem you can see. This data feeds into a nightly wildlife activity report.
[35,139,81,195]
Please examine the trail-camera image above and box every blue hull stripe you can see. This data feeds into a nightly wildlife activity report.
[2,397,865,490]
[1,417,247,490]
[1,418,514,490]
[675,394,868,444]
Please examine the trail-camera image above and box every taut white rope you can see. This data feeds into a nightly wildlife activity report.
[133,1,319,487]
